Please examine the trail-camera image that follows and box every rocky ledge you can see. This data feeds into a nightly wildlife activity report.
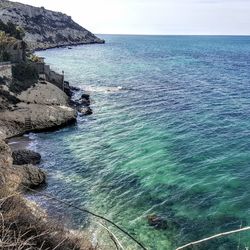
[0,140,45,191]
[0,0,105,50]
[0,81,78,139]
[12,149,41,165]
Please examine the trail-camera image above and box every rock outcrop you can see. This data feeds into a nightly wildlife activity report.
[71,92,93,116]
[0,0,105,50]
[13,164,46,188]
[0,81,77,138]
[0,139,46,190]
[12,149,41,165]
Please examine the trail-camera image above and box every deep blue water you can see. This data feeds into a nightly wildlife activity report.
[30,35,250,249]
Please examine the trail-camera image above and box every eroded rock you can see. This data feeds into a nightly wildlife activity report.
[13,164,46,188]
[12,149,41,165]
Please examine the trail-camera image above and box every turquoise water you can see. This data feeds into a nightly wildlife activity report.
[33,35,250,249]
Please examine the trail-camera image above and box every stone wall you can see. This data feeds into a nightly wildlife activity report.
[0,63,12,79]
[32,62,45,74]
[45,69,64,90]
[7,47,25,63]
[32,62,64,90]
[5,40,26,63]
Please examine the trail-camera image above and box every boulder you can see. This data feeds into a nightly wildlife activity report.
[71,99,88,108]
[12,149,41,165]
[78,107,93,116]
[81,93,90,101]
[79,98,90,106]
[14,164,46,188]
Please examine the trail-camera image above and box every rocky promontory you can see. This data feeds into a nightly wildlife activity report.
[0,0,105,50]
[0,81,77,139]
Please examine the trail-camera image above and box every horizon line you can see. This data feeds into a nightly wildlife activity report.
[96,33,250,37]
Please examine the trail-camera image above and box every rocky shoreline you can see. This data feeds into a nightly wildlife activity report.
[0,81,92,138]
[0,78,92,183]
[34,40,105,52]
[0,0,106,247]
[0,76,96,249]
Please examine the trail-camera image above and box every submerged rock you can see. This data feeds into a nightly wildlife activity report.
[12,149,41,165]
[147,214,169,230]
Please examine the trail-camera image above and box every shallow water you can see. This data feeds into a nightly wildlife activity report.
[29,35,250,249]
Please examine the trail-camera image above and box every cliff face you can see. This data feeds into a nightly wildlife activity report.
[0,0,104,50]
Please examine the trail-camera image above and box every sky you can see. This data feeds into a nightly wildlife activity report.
[11,0,250,35]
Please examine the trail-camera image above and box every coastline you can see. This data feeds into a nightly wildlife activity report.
[33,40,105,52]
[0,1,108,247]
[0,60,97,248]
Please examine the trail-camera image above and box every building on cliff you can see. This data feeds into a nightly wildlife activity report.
[31,57,67,92]
[0,29,66,92]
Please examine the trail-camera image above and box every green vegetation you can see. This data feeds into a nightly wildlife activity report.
[0,20,25,40]
[10,63,38,93]
[0,31,11,61]
[12,62,38,82]
[0,21,25,62]
[29,54,43,63]
[0,188,92,250]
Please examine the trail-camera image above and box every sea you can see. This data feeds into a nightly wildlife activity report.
[22,35,250,249]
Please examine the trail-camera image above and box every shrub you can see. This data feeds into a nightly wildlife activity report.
[2,50,10,61]
[0,20,25,40]
[29,54,42,63]
[0,31,19,62]
[12,62,38,82]
[0,191,93,250]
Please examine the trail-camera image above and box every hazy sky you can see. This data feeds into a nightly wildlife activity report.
[12,0,250,35]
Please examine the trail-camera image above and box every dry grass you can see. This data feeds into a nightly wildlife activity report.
[0,140,95,250]
[0,187,94,250]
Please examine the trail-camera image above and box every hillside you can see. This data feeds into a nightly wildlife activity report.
[0,0,104,50]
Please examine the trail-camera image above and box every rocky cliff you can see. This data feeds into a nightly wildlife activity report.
[0,0,104,50]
